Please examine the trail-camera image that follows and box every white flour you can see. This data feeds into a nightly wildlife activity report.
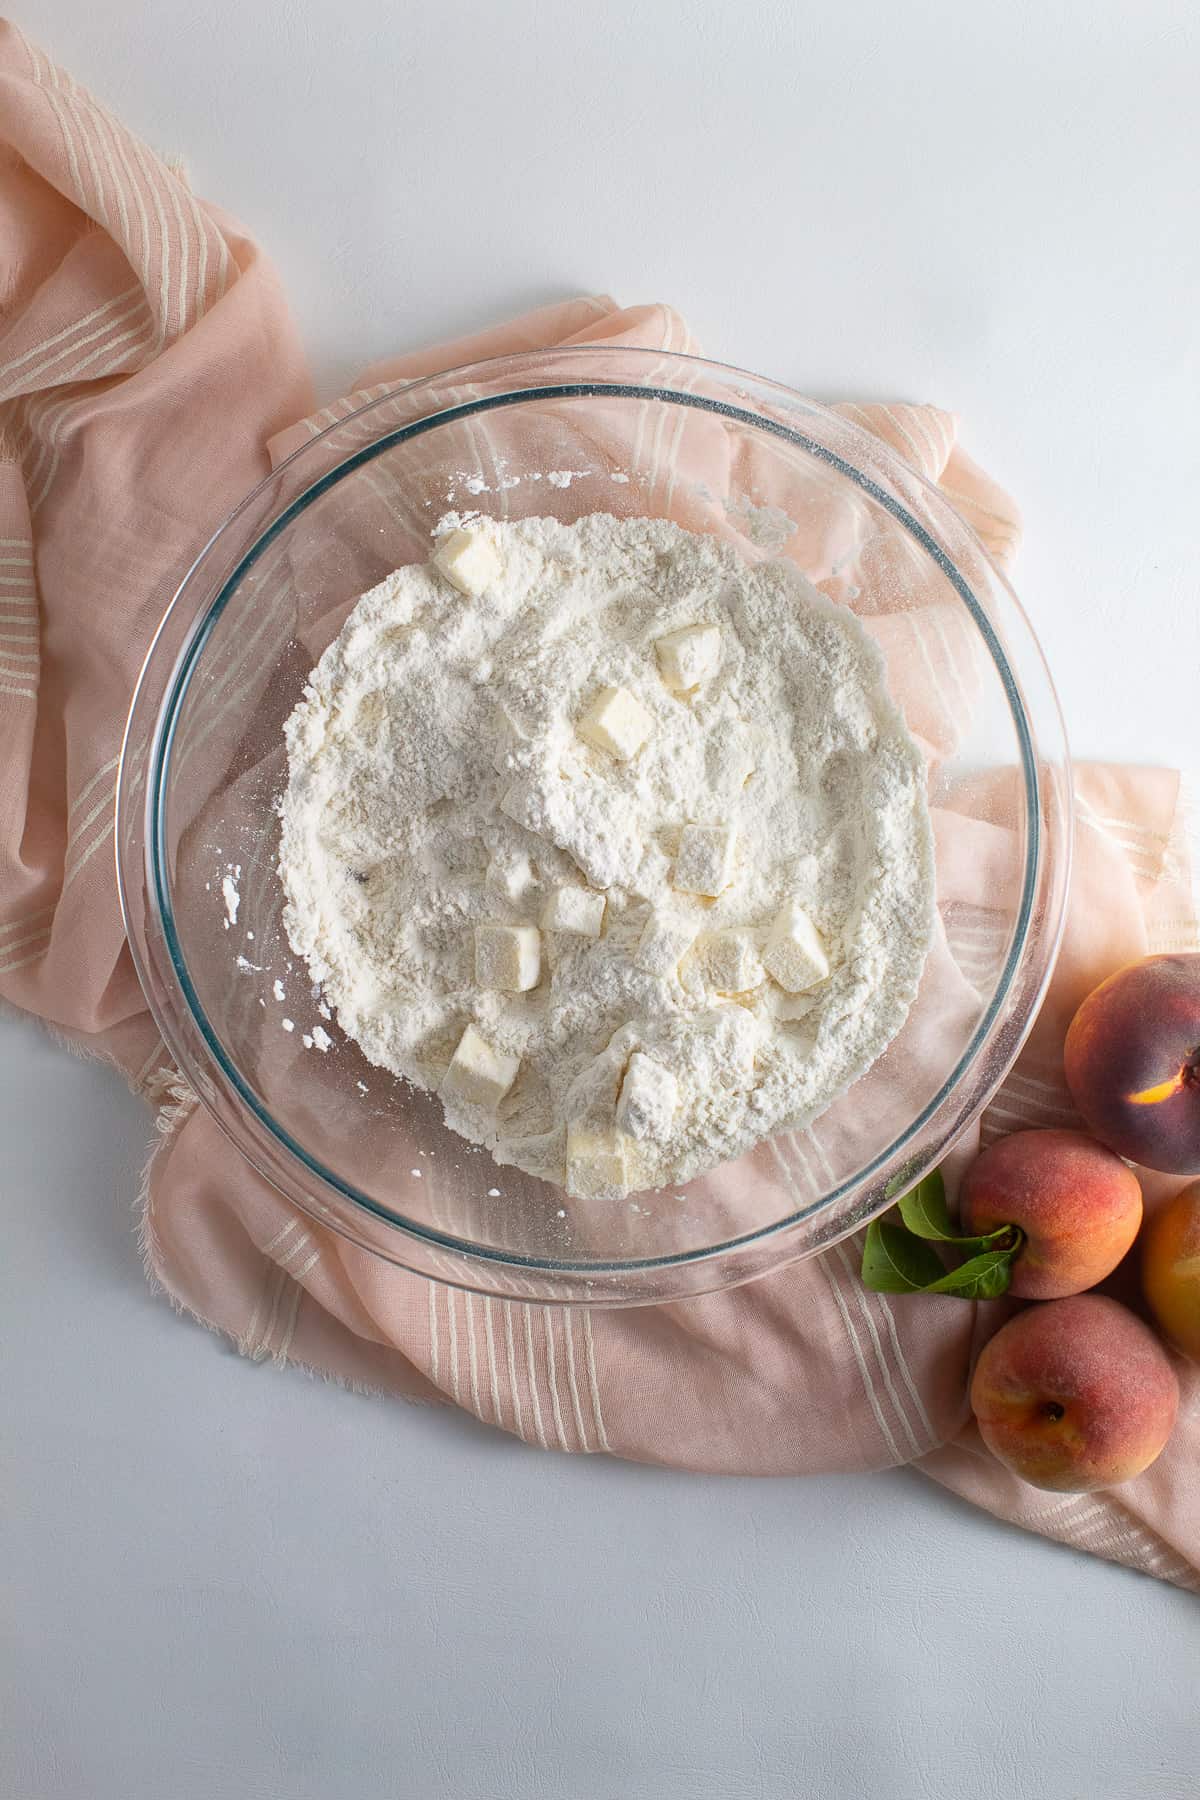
[278,514,934,1199]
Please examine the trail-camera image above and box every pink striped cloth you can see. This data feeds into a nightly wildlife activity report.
[2,21,1197,1590]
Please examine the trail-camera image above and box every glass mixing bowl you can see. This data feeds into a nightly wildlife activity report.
[117,348,1071,1305]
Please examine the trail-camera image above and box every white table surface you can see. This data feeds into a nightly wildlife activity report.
[7,3,1199,1796]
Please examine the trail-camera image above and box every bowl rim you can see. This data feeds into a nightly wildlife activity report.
[119,345,1072,1299]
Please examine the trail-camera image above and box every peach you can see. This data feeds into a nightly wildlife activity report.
[1142,1180,1200,1361]
[970,1294,1179,1492]
[1064,953,1200,1175]
[960,1128,1142,1299]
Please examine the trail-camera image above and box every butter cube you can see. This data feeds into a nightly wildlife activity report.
[695,928,763,994]
[655,623,721,691]
[486,849,536,905]
[762,897,830,993]
[441,1024,519,1110]
[577,685,654,760]
[674,823,737,897]
[565,1125,629,1200]
[542,885,605,937]
[432,527,501,597]
[474,923,541,992]
[635,910,699,977]
[616,1053,678,1142]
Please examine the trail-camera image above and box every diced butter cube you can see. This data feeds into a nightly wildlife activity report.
[762,897,830,993]
[616,1053,678,1142]
[674,823,737,897]
[655,623,721,692]
[486,849,536,905]
[565,1126,629,1200]
[542,885,606,937]
[695,928,763,994]
[440,1024,520,1109]
[474,923,541,993]
[577,685,654,760]
[635,910,699,976]
[432,527,501,597]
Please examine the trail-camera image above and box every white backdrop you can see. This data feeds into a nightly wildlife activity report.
[5,3,1199,1796]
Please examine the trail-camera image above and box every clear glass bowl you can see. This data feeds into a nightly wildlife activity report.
[117,348,1072,1305]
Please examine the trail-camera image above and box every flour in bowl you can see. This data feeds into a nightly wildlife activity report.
[278,514,934,1200]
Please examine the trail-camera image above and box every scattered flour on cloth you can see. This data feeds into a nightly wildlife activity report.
[278,514,935,1199]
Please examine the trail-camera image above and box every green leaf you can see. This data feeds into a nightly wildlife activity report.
[896,1169,1020,1255]
[922,1239,1023,1300]
[860,1220,946,1293]
[896,1169,956,1240]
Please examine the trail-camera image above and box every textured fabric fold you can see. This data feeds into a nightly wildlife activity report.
[2,22,1196,1590]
